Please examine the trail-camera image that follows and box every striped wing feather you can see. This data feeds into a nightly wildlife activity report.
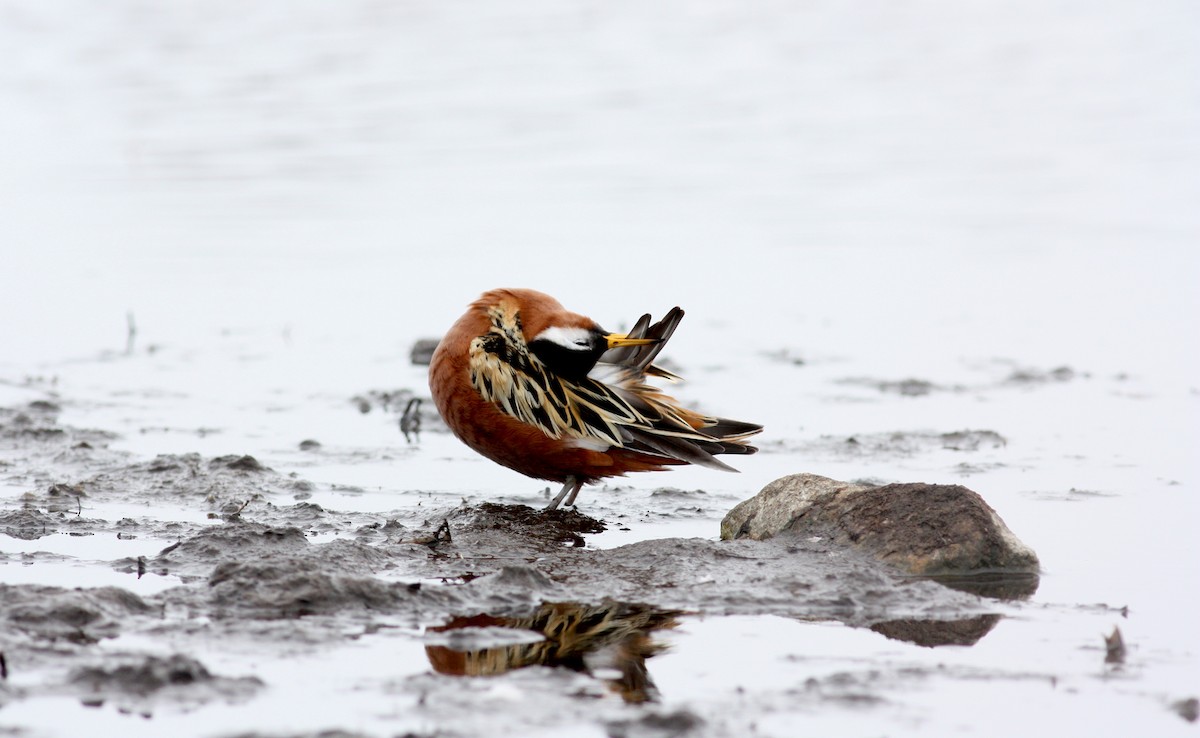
[561,308,760,469]
[471,306,761,469]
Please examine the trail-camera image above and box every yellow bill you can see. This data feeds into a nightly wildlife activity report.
[605,333,659,349]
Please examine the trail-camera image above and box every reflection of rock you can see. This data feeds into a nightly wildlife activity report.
[426,601,680,703]
[870,614,1002,647]
[722,474,1039,579]
[925,571,1040,599]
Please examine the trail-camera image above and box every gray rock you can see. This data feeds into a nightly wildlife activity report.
[721,473,1039,578]
[410,338,441,366]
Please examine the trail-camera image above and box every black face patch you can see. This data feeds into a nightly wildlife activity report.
[529,332,606,382]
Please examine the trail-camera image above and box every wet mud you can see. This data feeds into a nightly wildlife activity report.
[68,654,263,710]
[0,396,1188,736]
[828,362,1088,398]
[763,428,1008,463]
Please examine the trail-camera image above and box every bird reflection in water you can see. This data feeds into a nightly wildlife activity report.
[425,601,681,703]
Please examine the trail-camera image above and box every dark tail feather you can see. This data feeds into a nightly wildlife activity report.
[710,440,758,455]
[623,428,738,472]
[598,306,762,467]
[699,418,764,440]
[601,308,684,374]
[600,313,652,367]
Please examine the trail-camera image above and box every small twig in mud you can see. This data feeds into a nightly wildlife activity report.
[434,518,452,544]
[412,518,454,548]
[125,312,137,356]
[400,398,422,443]
[1104,626,1126,664]
[214,498,252,521]
[137,556,147,579]
[1,651,8,680]
[1174,698,1200,723]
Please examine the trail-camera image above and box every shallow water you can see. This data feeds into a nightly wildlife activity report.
[2,1,1198,736]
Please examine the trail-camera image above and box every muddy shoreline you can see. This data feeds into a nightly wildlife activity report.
[1,397,1033,735]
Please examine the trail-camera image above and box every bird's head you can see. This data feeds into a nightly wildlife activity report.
[472,288,655,382]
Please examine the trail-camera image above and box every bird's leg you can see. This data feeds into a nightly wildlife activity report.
[562,478,585,507]
[545,476,582,511]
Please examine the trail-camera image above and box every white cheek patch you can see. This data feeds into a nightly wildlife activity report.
[534,326,593,351]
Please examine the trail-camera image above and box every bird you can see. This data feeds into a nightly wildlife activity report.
[428,288,762,510]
